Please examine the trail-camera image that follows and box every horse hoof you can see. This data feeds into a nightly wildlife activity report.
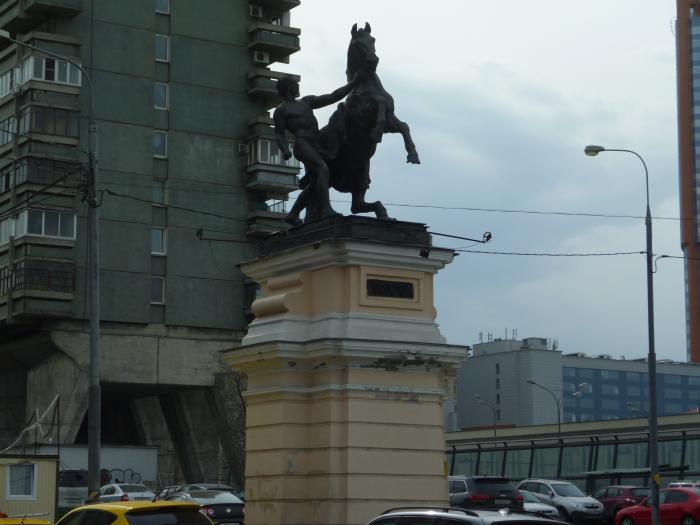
[375,203,390,220]
[407,153,420,164]
[284,215,303,227]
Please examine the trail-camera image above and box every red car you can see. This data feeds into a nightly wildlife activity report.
[595,485,650,522]
[615,488,700,525]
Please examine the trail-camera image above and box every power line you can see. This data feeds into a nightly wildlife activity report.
[456,249,645,257]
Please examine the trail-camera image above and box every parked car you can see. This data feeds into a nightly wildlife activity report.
[165,490,244,525]
[448,476,524,510]
[55,500,212,525]
[58,470,89,509]
[96,483,156,502]
[669,482,700,489]
[517,479,605,522]
[615,488,700,525]
[157,486,182,500]
[179,484,237,493]
[521,490,561,518]
[594,486,650,522]
[366,506,567,525]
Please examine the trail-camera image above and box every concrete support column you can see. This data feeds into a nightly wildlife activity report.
[225,218,466,525]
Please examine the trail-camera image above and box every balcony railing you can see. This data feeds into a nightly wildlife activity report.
[0,259,75,296]
[248,23,300,61]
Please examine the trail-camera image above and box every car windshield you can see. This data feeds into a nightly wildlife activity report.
[125,509,211,525]
[552,483,585,497]
[520,491,540,503]
[121,484,151,493]
[632,488,650,498]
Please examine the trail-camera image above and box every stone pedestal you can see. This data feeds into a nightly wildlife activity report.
[224,217,466,525]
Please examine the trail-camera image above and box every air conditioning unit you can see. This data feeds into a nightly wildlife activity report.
[249,4,263,18]
[253,51,270,64]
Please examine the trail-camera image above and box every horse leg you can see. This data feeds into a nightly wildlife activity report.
[386,114,420,164]
[351,187,390,220]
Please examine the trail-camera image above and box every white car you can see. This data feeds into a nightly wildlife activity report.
[520,490,560,518]
[96,483,155,502]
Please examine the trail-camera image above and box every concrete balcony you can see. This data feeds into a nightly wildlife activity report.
[249,0,300,11]
[246,201,288,237]
[248,22,300,64]
[247,68,299,110]
[0,0,81,33]
[246,117,300,198]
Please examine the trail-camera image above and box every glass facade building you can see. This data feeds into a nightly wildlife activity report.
[563,367,700,422]
[447,414,700,494]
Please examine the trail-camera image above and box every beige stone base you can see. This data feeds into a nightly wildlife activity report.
[225,339,463,525]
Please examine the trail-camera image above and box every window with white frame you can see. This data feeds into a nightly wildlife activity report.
[156,0,170,14]
[151,227,166,255]
[6,463,36,500]
[154,82,168,110]
[150,276,165,304]
[0,68,14,98]
[15,209,76,240]
[20,56,81,86]
[155,34,170,62]
[247,139,300,167]
[153,130,167,158]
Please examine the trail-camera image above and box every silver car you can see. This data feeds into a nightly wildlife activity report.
[96,483,155,502]
[517,479,604,523]
[520,490,560,518]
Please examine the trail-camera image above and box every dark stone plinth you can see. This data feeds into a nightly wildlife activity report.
[260,215,431,256]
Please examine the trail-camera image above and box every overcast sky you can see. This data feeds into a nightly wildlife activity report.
[277,0,685,361]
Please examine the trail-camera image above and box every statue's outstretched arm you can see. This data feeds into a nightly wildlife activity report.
[307,78,356,109]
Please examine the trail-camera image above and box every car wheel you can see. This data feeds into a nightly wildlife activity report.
[621,516,635,525]
[682,515,698,525]
[557,507,570,522]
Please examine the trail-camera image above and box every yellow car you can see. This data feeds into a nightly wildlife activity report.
[56,500,213,525]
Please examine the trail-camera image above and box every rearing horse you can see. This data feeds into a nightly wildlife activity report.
[319,22,420,219]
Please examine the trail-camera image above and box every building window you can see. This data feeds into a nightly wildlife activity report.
[0,115,16,145]
[20,56,80,86]
[496,409,501,421]
[0,68,14,98]
[15,209,76,240]
[152,180,165,205]
[19,107,80,138]
[150,276,165,304]
[154,82,168,110]
[601,384,619,395]
[155,34,170,62]
[496,394,500,405]
[495,363,500,374]
[151,227,166,255]
[248,139,300,167]
[156,0,170,14]
[495,378,500,389]
[7,463,36,500]
[153,130,167,158]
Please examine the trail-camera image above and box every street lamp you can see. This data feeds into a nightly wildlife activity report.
[0,30,102,494]
[526,379,589,435]
[584,145,659,525]
[474,394,498,443]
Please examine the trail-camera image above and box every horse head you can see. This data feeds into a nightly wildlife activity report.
[347,22,378,79]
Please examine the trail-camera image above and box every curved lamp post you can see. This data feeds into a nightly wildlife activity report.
[584,145,659,525]
[474,394,497,443]
[0,30,102,495]
[526,379,589,435]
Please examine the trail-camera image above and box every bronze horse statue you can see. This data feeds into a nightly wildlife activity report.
[317,22,420,220]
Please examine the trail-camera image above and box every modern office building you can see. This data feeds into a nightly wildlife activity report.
[456,337,700,431]
[676,0,700,363]
[0,0,302,487]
